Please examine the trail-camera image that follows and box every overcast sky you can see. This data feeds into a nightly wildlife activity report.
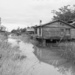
[0,0,75,31]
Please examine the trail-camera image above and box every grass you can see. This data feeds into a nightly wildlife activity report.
[56,42,75,63]
[0,37,26,75]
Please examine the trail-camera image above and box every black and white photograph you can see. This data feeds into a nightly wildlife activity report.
[0,0,75,75]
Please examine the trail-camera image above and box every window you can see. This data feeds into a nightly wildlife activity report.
[66,28,70,35]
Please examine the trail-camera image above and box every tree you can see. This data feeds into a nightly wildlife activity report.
[21,28,26,33]
[11,27,26,35]
[52,5,75,23]
[11,29,17,33]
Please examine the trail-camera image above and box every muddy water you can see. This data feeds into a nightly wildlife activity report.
[8,38,75,75]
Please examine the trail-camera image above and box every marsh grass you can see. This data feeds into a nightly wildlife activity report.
[47,42,75,64]
[0,39,25,75]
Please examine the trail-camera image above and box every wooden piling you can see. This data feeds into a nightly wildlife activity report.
[42,39,46,46]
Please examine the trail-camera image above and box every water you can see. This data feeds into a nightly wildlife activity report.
[8,38,19,47]
[8,38,75,75]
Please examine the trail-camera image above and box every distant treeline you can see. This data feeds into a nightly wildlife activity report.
[11,28,26,35]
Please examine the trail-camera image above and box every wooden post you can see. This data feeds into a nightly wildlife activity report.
[42,39,46,46]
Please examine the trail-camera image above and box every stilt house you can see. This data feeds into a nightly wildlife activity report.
[34,20,75,40]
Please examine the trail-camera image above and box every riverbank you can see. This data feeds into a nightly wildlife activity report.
[19,34,75,65]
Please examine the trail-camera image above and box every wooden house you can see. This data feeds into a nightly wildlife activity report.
[34,20,75,41]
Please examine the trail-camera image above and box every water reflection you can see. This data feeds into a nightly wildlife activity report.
[19,41,64,75]
[34,46,75,75]
[8,38,19,47]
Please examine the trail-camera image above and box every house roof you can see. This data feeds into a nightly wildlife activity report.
[34,20,75,28]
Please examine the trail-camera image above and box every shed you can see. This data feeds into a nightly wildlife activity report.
[26,27,35,34]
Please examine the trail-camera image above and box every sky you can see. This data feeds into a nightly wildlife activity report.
[0,0,75,31]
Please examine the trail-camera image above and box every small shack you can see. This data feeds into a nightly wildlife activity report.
[26,27,35,34]
[34,20,75,46]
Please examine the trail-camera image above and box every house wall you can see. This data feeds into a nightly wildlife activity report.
[42,27,62,38]
[42,22,71,39]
